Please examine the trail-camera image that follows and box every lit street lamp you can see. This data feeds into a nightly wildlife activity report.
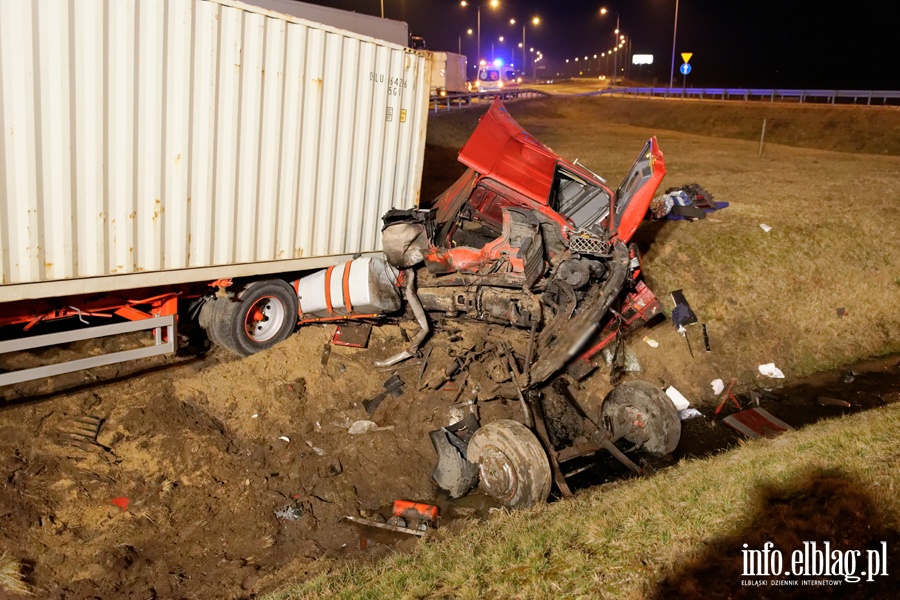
[509,17,540,80]
[600,7,620,83]
[461,0,499,68]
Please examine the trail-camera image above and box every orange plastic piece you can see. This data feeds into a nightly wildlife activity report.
[392,500,439,523]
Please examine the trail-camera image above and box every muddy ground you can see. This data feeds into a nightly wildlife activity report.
[1,98,899,599]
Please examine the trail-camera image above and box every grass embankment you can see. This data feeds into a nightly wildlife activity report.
[270,402,900,599]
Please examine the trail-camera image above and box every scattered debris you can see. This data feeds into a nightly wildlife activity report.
[320,343,332,366]
[348,420,393,435]
[305,440,325,456]
[58,414,110,453]
[343,515,425,537]
[384,374,405,397]
[665,386,690,411]
[722,408,793,439]
[758,363,785,378]
[275,502,304,521]
[670,290,698,328]
[714,378,741,415]
[711,378,725,395]
[651,183,728,221]
[111,497,130,511]
[642,335,659,348]
[278,435,291,443]
[759,223,773,233]
[392,500,439,524]
[332,322,373,348]
[679,408,703,420]
[702,323,711,352]
[817,396,852,408]
[416,346,434,389]
[600,344,642,373]
[363,374,406,415]
[836,307,848,318]
[251,413,259,419]
[749,390,763,407]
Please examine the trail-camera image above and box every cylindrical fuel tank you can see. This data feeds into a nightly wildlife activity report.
[295,257,401,318]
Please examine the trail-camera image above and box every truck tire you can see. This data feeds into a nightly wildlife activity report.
[467,419,551,508]
[601,381,681,456]
[199,296,224,349]
[211,280,299,357]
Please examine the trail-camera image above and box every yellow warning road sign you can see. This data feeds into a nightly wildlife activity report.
[681,52,693,64]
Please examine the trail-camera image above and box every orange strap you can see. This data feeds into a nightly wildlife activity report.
[342,261,354,315]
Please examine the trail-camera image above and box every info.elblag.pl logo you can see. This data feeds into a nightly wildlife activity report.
[741,541,889,586]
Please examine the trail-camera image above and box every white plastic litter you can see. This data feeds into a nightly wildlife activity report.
[278,436,290,443]
[251,413,259,419]
[348,420,394,435]
[305,440,325,456]
[665,386,690,411]
[759,223,773,233]
[679,408,703,420]
[642,335,659,348]
[711,378,725,395]
[758,363,785,378]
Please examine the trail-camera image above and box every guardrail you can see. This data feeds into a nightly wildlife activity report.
[587,87,900,106]
[429,89,551,113]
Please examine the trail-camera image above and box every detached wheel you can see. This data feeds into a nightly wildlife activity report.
[467,419,551,509]
[209,279,299,357]
[601,381,681,456]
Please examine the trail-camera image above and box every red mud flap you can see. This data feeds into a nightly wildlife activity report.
[722,408,794,440]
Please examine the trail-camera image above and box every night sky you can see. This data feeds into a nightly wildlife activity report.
[298,0,898,89]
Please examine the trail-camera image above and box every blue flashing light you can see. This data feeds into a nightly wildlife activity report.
[493,58,503,67]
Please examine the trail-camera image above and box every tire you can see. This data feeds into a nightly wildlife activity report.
[601,381,681,456]
[199,296,226,349]
[467,419,551,508]
[211,279,299,357]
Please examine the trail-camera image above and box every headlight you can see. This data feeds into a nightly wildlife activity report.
[498,82,503,88]
[440,90,446,97]
[516,77,522,83]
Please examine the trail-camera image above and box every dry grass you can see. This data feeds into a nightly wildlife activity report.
[0,552,31,597]
[268,402,900,599]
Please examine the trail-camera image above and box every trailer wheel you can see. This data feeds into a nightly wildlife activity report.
[467,419,551,508]
[601,381,681,456]
[212,280,299,357]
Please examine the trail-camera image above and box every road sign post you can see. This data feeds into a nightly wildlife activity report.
[679,53,692,95]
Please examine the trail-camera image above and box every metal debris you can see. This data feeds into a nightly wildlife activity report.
[722,408,793,439]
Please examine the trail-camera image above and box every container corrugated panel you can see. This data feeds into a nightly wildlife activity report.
[0,0,429,301]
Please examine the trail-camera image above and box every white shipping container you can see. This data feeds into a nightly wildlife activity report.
[0,0,430,303]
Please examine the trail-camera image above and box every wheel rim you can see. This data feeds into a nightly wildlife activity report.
[243,295,286,343]
[477,446,518,503]
[609,404,651,447]
[601,382,681,456]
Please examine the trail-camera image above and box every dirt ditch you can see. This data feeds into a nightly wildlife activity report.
[1,317,897,599]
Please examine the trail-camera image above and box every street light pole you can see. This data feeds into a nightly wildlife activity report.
[522,25,526,72]
[600,8,620,84]
[462,1,499,69]
[669,0,680,88]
